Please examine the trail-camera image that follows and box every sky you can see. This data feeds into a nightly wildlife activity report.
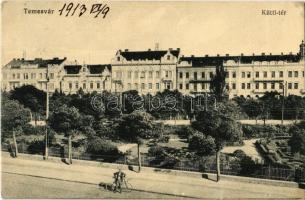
[2,1,304,65]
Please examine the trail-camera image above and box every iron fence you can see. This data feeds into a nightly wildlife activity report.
[2,143,305,183]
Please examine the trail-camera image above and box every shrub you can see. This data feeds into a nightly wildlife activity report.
[27,139,45,154]
[22,124,46,135]
[86,137,122,162]
[176,126,197,140]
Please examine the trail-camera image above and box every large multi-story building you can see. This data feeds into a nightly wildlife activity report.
[2,57,112,94]
[2,57,67,92]
[60,62,111,94]
[2,41,305,98]
[177,41,305,98]
[110,48,180,94]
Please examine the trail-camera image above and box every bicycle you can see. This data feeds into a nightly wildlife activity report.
[109,178,133,193]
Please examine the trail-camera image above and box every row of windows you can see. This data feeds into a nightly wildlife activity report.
[177,70,305,80]
[179,83,211,91]
[178,82,301,91]
[240,82,299,90]
[124,82,173,90]
[68,82,106,90]
[126,83,160,90]
[178,71,214,80]
[6,82,53,90]
[241,71,305,78]
[4,72,54,80]
[116,71,168,79]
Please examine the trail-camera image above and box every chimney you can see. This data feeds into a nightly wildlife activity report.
[252,53,255,56]
[289,52,293,55]
[241,53,244,56]
[226,54,229,57]
[53,57,59,60]
[262,53,265,56]
[205,55,209,57]
[155,43,159,50]
[148,48,151,51]
[191,55,194,58]
[281,52,284,55]
[270,53,272,56]
[125,49,129,52]
[217,54,220,57]
[169,48,173,51]
[177,48,180,51]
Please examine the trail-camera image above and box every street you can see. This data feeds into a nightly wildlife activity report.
[1,153,305,199]
[2,173,178,199]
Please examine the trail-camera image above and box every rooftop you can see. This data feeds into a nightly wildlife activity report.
[179,53,301,67]
[6,57,67,68]
[119,48,180,61]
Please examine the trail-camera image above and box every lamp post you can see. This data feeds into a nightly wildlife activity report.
[45,66,50,160]
[281,81,287,125]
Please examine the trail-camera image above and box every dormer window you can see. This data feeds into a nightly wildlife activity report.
[117,57,120,61]
[167,55,170,60]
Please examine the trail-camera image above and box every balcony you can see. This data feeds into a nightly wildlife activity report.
[189,79,210,83]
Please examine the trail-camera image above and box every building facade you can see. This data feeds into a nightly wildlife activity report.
[60,62,111,94]
[110,48,180,94]
[2,57,67,93]
[2,57,112,94]
[2,42,305,98]
[177,41,305,98]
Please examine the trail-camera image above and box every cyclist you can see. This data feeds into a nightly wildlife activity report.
[113,169,126,192]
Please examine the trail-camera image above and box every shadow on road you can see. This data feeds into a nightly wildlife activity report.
[202,174,217,182]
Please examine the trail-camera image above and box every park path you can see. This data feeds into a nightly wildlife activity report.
[222,139,263,163]
[1,153,304,199]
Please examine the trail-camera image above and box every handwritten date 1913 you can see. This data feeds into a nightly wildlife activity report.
[58,3,110,18]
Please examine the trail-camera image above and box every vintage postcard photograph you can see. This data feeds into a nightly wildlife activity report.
[1,1,305,199]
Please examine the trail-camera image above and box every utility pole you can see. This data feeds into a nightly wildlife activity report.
[281,81,287,125]
[45,66,50,160]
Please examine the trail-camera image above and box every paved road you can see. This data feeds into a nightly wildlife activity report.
[2,154,304,199]
[2,173,179,199]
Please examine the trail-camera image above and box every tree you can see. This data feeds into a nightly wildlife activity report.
[118,111,156,172]
[1,96,31,157]
[210,64,227,102]
[288,128,305,156]
[192,109,242,182]
[243,99,263,123]
[188,133,216,156]
[285,95,305,120]
[10,85,46,124]
[48,105,81,164]
[122,90,142,114]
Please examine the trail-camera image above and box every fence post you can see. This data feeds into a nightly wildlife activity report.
[13,131,18,157]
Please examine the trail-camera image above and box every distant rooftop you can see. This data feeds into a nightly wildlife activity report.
[6,57,67,68]
[87,64,111,74]
[119,48,180,61]
[64,64,111,74]
[179,53,301,67]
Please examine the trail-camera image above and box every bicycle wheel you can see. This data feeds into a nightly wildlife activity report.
[124,180,133,192]
[110,183,116,192]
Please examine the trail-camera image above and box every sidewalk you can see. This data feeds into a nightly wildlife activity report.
[1,152,305,199]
